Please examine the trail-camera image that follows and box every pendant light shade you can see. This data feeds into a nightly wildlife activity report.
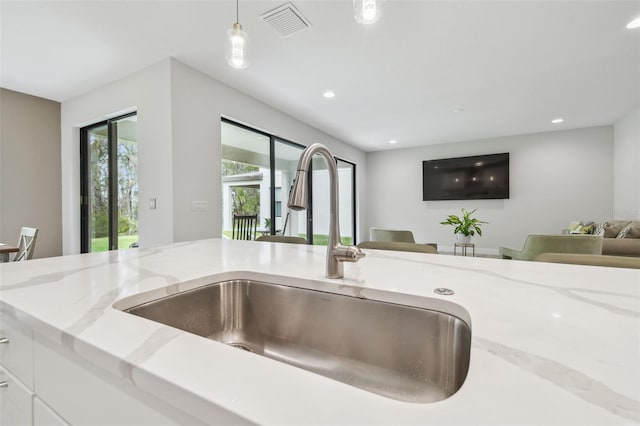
[225,23,249,69]
[225,0,249,69]
[354,0,382,24]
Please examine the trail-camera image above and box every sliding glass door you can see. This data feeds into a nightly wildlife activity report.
[311,158,356,245]
[274,138,307,239]
[80,113,138,252]
[221,122,271,236]
[337,159,356,244]
[221,119,356,244]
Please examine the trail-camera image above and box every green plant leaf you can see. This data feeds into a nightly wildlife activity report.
[440,208,487,237]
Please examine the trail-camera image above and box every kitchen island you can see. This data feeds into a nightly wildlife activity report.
[1,238,639,425]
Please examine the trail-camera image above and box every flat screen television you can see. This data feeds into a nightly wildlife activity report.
[422,153,509,201]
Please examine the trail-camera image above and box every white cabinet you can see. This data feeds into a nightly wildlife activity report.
[33,397,70,426]
[0,313,34,388]
[1,312,35,424]
[2,313,209,425]
[0,366,34,426]
[33,335,206,425]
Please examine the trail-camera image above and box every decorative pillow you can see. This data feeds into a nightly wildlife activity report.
[603,220,631,238]
[567,221,581,234]
[567,221,595,234]
[580,224,595,234]
[617,223,632,239]
[620,221,640,239]
[592,221,605,236]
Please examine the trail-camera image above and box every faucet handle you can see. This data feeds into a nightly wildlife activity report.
[334,245,366,263]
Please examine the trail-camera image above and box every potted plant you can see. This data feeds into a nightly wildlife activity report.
[440,208,487,244]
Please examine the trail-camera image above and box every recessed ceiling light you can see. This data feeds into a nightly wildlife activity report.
[389,140,397,144]
[323,91,335,98]
[551,118,564,124]
[453,108,465,113]
[627,17,640,29]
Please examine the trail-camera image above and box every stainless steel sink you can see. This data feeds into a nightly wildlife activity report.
[117,278,471,403]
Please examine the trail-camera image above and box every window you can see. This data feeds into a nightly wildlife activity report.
[274,137,307,239]
[221,119,356,244]
[80,113,138,252]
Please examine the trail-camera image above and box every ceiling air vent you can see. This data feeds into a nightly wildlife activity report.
[260,3,311,38]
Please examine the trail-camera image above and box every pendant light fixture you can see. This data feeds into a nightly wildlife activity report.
[354,0,382,25]
[225,0,249,69]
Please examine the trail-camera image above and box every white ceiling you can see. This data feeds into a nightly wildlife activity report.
[1,1,639,152]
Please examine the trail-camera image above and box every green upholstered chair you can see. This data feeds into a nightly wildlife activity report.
[255,235,307,244]
[499,235,603,261]
[534,253,640,269]
[357,241,437,254]
[369,228,415,243]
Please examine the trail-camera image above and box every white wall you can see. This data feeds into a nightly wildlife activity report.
[613,107,640,220]
[60,58,366,253]
[365,126,614,253]
[0,88,62,258]
[61,60,173,254]
[169,59,367,243]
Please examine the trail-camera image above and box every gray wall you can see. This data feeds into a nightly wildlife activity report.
[0,88,62,258]
[365,126,614,254]
[614,107,640,220]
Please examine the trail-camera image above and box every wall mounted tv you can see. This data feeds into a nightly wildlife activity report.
[422,153,509,201]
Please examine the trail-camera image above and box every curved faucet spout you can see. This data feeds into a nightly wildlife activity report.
[287,143,365,279]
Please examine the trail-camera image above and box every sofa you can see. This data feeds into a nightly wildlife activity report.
[567,220,640,257]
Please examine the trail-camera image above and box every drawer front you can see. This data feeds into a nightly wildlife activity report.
[0,313,34,389]
[34,396,70,426]
[0,366,34,426]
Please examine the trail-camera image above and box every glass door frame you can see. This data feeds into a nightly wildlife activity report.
[80,112,137,253]
[336,158,357,245]
[222,118,307,238]
[221,118,358,244]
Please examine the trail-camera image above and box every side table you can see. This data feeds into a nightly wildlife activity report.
[454,242,475,257]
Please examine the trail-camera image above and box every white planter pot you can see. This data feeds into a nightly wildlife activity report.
[456,234,472,244]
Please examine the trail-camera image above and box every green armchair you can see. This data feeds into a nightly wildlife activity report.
[357,241,437,254]
[499,235,603,261]
[369,228,416,243]
[534,253,640,269]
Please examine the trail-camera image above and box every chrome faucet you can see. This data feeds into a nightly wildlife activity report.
[288,143,365,279]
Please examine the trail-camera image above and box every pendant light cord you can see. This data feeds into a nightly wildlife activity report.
[236,0,239,24]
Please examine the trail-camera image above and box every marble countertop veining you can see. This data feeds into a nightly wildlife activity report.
[1,238,639,425]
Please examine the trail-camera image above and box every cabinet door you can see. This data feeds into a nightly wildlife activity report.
[34,397,70,426]
[33,336,207,426]
[0,366,34,426]
[0,313,35,389]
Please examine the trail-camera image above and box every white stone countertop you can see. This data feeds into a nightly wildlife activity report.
[1,239,639,425]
